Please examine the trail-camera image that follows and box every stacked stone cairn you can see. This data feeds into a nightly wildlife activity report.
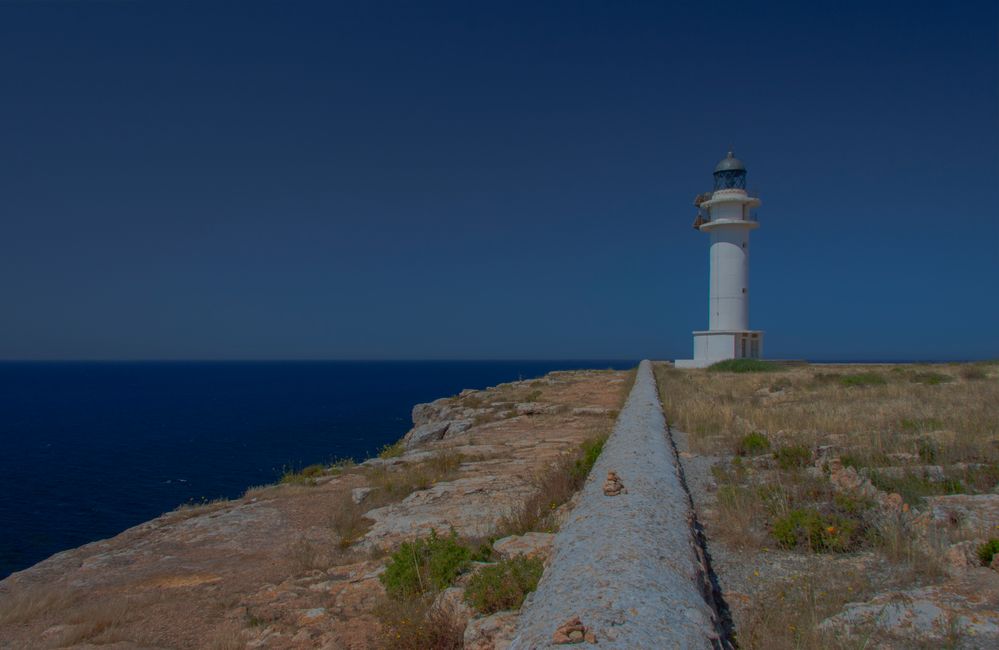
[552,616,596,645]
[602,471,627,496]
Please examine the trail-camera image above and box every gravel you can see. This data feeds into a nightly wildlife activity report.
[509,360,730,649]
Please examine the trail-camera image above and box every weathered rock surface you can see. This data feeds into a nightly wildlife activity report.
[821,571,999,649]
[465,610,520,650]
[492,533,555,561]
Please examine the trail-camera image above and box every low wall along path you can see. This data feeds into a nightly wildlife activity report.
[510,360,731,649]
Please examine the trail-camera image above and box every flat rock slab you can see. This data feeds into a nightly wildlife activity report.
[510,360,727,649]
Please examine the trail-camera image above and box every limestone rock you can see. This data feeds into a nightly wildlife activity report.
[434,586,474,624]
[492,532,554,561]
[915,494,999,535]
[820,573,999,648]
[412,398,451,426]
[403,421,450,448]
[515,402,557,416]
[571,407,611,416]
[464,610,520,650]
[351,487,374,504]
[944,540,983,573]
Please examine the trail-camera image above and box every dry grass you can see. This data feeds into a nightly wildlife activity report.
[656,363,999,464]
[0,585,78,626]
[330,489,374,549]
[498,433,608,536]
[736,565,875,650]
[45,597,133,646]
[657,362,997,648]
[374,595,467,650]
[364,450,464,507]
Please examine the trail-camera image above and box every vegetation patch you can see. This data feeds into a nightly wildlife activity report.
[380,529,473,599]
[977,539,999,566]
[839,372,886,387]
[961,365,988,381]
[867,469,964,506]
[464,555,544,614]
[771,508,861,552]
[774,444,811,470]
[735,432,770,456]
[909,371,953,385]
[280,464,326,486]
[374,595,466,650]
[707,358,778,373]
[378,440,405,459]
[499,434,608,536]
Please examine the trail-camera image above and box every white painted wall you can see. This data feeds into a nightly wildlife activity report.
[709,226,749,331]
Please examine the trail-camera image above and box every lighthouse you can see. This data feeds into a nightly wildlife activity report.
[675,151,764,368]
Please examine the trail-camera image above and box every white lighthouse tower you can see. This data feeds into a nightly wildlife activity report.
[675,151,764,368]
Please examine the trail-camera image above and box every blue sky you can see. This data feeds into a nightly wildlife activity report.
[1,0,996,361]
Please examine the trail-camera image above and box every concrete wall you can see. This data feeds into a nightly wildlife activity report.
[509,361,731,649]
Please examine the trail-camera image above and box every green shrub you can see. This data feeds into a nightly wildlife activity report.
[380,530,472,598]
[570,436,606,484]
[910,371,953,386]
[977,539,999,566]
[839,372,886,387]
[772,508,859,552]
[463,556,544,614]
[774,444,811,470]
[708,359,778,373]
[736,432,771,456]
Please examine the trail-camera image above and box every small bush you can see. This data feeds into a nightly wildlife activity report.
[839,372,886,387]
[380,530,471,598]
[523,390,543,403]
[708,359,778,373]
[736,432,770,456]
[774,444,811,469]
[977,539,999,566]
[772,508,859,552]
[463,556,544,614]
[910,371,953,386]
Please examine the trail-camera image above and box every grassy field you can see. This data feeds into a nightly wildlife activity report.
[655,361,999,649]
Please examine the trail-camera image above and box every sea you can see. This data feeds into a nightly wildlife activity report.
[0,360,633,579]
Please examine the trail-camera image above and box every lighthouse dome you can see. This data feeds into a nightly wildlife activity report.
[713,151,746,173]
[712,151,747,190]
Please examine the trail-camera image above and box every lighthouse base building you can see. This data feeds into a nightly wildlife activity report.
[676,151,765,369]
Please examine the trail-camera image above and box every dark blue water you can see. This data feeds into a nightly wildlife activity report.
[0,361,632,579]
